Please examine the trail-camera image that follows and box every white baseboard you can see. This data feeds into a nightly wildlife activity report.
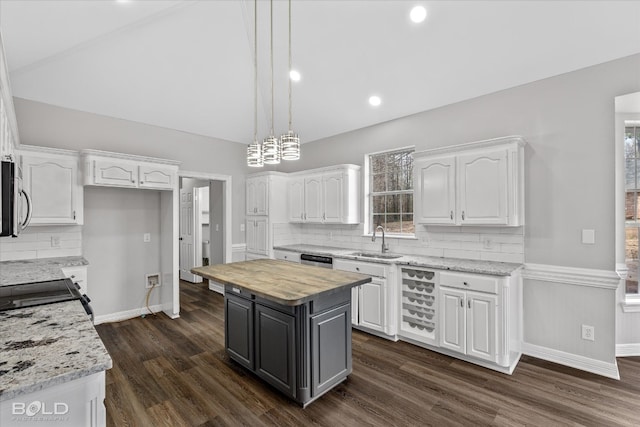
[616,343,640,357]
[522,342,620,379]
[93,303,166,325]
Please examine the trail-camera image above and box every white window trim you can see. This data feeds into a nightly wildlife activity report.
[363,145,415,237]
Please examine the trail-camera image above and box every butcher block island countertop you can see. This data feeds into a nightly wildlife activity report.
[191,259,371,406]
[191,258,371,306]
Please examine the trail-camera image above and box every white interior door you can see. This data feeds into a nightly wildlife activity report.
[179,186,200,282]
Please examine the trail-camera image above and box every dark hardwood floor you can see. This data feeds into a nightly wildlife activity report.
[95,281,640,426]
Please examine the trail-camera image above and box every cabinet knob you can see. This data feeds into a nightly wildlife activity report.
[356,267,360,271]
[463,281,469,286]
[131,180,135,183]
[140,181,144,184]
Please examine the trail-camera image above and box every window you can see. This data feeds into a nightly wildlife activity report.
[625,124,640,295]
[366,148,414,235]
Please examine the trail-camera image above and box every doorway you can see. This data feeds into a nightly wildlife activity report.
[178,171,232,294]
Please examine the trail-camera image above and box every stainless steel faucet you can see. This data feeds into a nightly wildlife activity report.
[372,225,389,253]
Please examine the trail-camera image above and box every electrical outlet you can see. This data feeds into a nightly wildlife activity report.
[145,273,161,289]
[143,233,151,243]
[240,223,245,232]
[51,236,61,248]
[483,238,494,249]
[582,324,595,341]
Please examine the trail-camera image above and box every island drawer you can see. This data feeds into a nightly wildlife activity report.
[439,271,499,294]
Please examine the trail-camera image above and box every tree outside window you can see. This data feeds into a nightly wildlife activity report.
[625,125,640,294]
[369,148,414,235]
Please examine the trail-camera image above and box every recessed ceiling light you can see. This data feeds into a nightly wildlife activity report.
[289,70,301,82]
[410,6,427,23]
[369,96,381,107]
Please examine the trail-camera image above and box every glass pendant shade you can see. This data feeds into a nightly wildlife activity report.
[247,140,263,167]
[281,130,300,160]
[262,135,281,164]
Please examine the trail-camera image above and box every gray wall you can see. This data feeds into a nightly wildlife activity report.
[83,186,162,317]
[210,180,224,265]
[13,97,248,244]
[272,53,640,271]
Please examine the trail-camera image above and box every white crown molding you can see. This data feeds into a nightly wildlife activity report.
[413,135,526,159]
[522,263,621,290]
[522,342,620,380]
[16,144,79,157]
[81,149,181,166]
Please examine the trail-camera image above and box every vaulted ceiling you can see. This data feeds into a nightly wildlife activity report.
[1,1,639,145]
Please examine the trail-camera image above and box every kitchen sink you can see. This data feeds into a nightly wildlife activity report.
[349,252,403,260]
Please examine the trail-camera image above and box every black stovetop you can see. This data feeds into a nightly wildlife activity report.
[0,278,82,311]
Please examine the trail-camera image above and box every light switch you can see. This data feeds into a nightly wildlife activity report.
[582,229,595,245]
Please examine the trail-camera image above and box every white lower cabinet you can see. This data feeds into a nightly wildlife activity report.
[437,270,520,371]
[439,287,497,363]
[334,259,396,338]
[0,371,106,427]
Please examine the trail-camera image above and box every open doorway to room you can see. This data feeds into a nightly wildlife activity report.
[178,171,232,294]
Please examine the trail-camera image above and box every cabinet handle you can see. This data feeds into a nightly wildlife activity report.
[450,211,453,220]
[460,299,463,308]
[468,300,471,309]
[73,210,76,220]
[462,211,465,220]
[463,281,469,286]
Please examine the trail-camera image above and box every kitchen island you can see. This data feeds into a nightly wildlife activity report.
[192,258,371,406]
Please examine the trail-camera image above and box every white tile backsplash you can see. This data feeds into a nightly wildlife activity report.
[272,222,524,263]
[0,226,83,261]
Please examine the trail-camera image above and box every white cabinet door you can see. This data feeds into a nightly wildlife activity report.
[246,218,268,255]
[304,176,323,222]
[466,292,498,363]
[288,178,305,222]
[415,156,456,224]
[439,288,466,354]
[358,278,386,332]
[322,172,343,223]
[139,165,174,190]
[458,149,508,225]
[92,160,137,188]
[247,176,269,216]
[351,286,359,325]
[22,154,82,225]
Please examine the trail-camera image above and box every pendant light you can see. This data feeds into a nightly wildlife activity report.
[262,0,281,164]
[247,0,263,167]
[281,0,300,160]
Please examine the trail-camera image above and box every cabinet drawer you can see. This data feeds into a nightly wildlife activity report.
[439,271,499,294]
[333,259,385,278]
[273,250,301,263]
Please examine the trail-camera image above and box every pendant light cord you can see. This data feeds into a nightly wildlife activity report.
[288,0,292,132]
[254,0,258,142]
[270,0,274,136]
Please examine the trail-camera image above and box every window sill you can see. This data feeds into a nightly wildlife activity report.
[361,233,418,241]
[621,295,640,313]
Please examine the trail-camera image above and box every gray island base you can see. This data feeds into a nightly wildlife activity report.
[192,259,371,406]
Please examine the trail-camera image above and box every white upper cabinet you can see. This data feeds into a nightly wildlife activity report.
[246,175,269,215]
[414,136,525,226]
[82,150,179,191]
[287,165,360,224]
[18,146,83,225]
[415,156,456,224]
[0,31,18,161]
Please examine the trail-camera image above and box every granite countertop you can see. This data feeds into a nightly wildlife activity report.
[192,259,371,306]
[273,244,522,276]
[0,256,88,287]
[0,300,112,402]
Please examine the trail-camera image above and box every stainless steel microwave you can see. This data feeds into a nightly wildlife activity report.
[1,160,32,237]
